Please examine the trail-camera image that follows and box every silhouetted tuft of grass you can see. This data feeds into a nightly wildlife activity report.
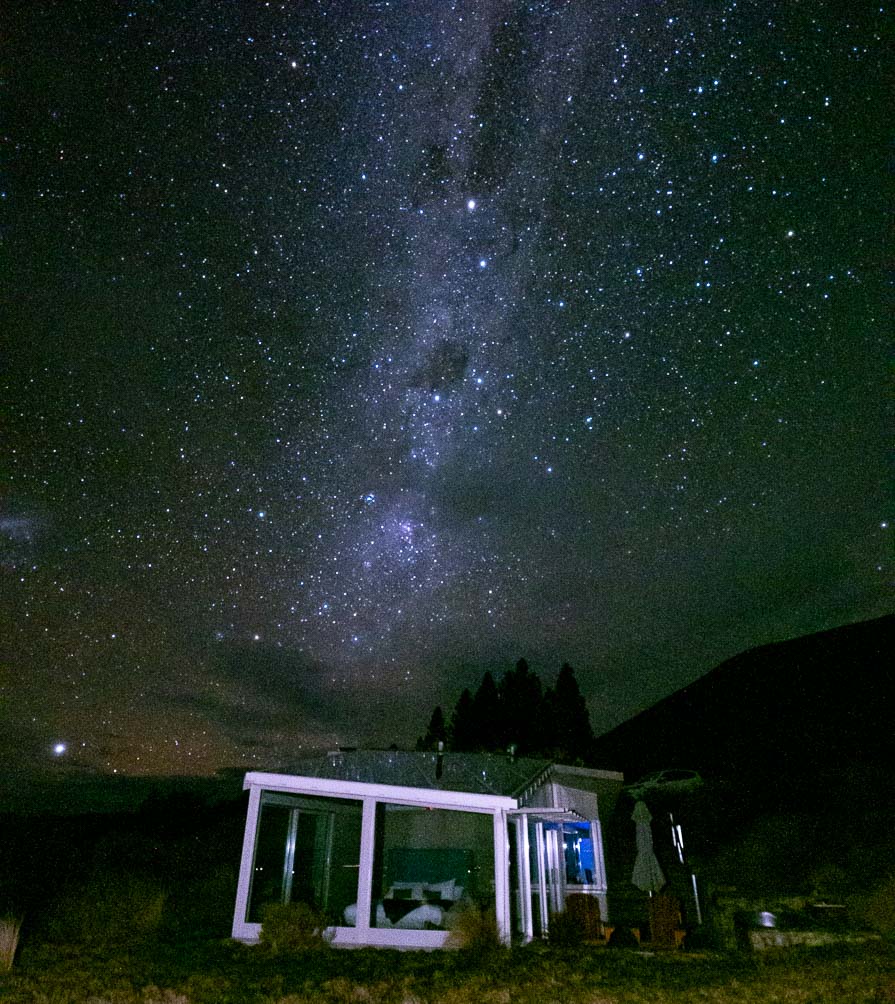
[0,916,22,971]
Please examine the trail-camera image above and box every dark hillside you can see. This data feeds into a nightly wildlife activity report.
[593,614,893,803]
[593,615,895,916]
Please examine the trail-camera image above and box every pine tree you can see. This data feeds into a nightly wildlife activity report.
[499,658,544,753]
[471,671,501,750]
[547,663,594,763]
[449,688,476,751]
[541,684,558,754]
[415,705,447,750]
[423,660,595,762]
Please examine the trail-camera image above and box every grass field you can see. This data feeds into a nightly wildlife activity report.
[2,794,893,1003]
[0,938,892,1004]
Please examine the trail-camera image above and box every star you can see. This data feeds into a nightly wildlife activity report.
[2,0,887,776]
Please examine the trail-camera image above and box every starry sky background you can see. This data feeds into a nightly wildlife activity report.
[2,0,891,780]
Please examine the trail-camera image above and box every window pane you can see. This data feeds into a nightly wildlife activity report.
[371,804,494,931]
[247,793,362,926]
[247,803,291,922]
[564,822,595,885]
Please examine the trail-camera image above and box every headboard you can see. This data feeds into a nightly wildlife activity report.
[384,847,475,888]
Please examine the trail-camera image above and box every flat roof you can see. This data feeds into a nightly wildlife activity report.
[248,750,554,798]
[244,750,623,803]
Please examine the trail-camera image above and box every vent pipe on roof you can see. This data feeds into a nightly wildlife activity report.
[435,740,444,780]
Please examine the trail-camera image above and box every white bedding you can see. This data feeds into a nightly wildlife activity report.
[342,879,465,930]
[342,900,445,929]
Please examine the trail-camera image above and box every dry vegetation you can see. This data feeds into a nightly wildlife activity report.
[0,915,22,972]
[0,935,892,1004]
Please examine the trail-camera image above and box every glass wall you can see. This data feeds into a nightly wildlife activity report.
[370,804,494,931]
[247,792,362,925]
[563,822,596,885]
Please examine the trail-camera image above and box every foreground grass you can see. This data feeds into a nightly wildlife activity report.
[0,939,892,1004]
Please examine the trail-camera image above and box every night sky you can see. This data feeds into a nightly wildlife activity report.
[3,1,890,780]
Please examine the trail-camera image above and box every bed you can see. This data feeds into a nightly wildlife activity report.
[342,848,475,930]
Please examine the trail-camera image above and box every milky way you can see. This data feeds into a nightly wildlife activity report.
[2,1,890,777]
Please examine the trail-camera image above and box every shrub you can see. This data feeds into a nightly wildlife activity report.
[810,863,850,901]
[849,873,895,936]
[546,909,583,948]
[0,914,22,970]
[259,901,331,953]
[163,863,238,939]
[445,904,502,956]
[41,873,168,946]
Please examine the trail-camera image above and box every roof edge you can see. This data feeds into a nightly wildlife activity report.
[243,770,518,810]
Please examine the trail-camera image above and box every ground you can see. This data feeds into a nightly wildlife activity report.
[1,939,892,1004]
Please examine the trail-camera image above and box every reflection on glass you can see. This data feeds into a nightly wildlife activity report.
[247,792,362,925]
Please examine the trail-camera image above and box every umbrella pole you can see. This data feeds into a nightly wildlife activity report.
[670,811,703,926]
[691,872,702,925]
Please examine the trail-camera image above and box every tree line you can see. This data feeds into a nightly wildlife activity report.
[416,659,595,764]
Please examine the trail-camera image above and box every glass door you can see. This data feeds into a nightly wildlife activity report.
[247,792,363,926]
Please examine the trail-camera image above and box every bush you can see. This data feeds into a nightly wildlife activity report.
[163,864,238,939]
[546,909,583,948]
[849,874,895,936]
[259,901,331,954]
[445,904,502,956]
[40,873,168,946]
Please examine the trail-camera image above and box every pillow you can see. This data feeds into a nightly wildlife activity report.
[386,882,424,900]
[425,879,456,902]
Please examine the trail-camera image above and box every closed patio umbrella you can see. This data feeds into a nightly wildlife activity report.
[631,800,665,892]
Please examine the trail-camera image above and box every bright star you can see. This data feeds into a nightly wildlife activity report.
[53,742,67,756]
